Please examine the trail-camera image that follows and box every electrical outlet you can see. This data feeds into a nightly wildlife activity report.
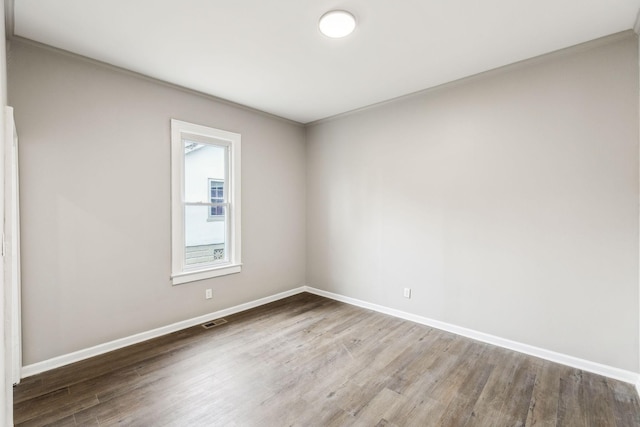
[205,289,213,299]
[403,288,411,298]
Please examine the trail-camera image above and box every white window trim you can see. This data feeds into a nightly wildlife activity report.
[170,119,242,285]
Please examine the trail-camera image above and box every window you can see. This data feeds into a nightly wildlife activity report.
[171,119,241,285]
[208,179,224,220]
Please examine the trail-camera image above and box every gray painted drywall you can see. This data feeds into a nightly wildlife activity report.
[306,34,639,371]
[8,40,306,365]
[7,32,640,374]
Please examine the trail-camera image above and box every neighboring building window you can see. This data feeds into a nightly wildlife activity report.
[208,179,225,220]
[171,119,241,285]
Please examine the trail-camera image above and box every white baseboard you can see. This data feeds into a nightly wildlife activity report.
[22,284,640,390]
[303,286,640,386]
[21,286,307,378]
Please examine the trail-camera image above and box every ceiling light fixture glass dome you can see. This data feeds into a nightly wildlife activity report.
[319,10,356,38]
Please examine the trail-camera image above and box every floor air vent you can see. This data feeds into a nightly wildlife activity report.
[202,318,228,329]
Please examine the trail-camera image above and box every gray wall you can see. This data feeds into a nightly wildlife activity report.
[8,40,307,365]
[306,33,639,371]
[8,33,640,373]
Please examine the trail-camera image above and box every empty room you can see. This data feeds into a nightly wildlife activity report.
[2,0,640,426]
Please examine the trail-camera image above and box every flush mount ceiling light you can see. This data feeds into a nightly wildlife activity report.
[319,10,356,38]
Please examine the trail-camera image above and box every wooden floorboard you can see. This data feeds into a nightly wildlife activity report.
[13,292,640,426]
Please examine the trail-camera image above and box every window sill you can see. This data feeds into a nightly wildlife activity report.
[171,263,242,285]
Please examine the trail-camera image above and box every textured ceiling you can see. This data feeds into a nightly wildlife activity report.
[13,0,640,123]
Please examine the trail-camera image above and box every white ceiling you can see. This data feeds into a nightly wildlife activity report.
[13,0,640,124]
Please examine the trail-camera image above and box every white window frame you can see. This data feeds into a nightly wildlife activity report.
[171,119,241,285]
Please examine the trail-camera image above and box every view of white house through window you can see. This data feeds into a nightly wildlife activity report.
[184,142,227,266]
[171,120,241,285]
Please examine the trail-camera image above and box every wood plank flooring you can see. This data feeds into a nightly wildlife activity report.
[13,292,640,426]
